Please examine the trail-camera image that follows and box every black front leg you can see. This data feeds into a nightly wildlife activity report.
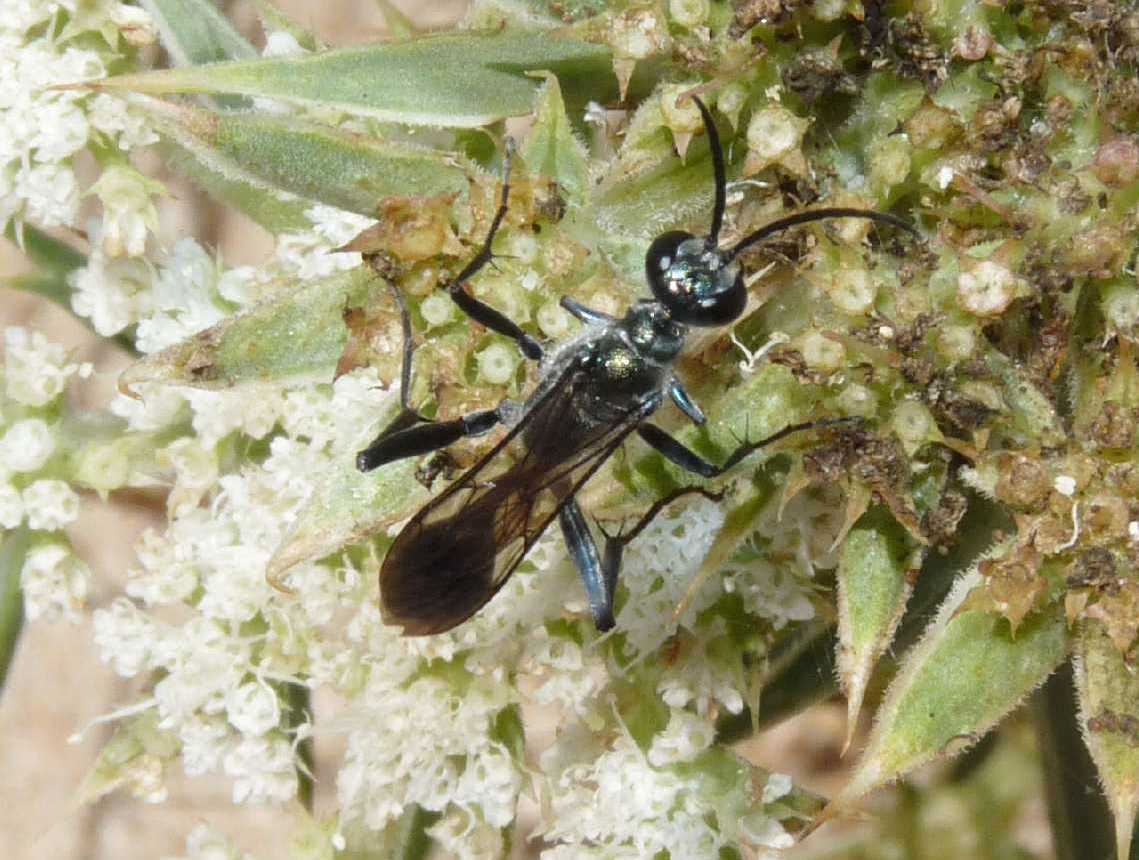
[637,418,856,478]
[356,407,501,472]
[444,141,544,361]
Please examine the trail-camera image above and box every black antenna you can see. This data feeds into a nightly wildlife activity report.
[690,96,726,246]
[726,207,919,262]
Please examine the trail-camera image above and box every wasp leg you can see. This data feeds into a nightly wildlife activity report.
[356,407,501,472]
[559,297,616,326]
[445,142,544,362]
[667,378,706,426]
[637,418,857,478]
[558,499,614,631]
[596,487,723,619]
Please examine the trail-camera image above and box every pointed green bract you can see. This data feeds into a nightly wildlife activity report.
[91,32,613,128]
[146,99,476,218]
[0,528,30,694]
[523,73,590,207]
[138,0,257,66]
[267,446,428,582]
[1074,623,1139,860]
[120,267,383,392]
[836,507,915,750]
[839,569,1067,804]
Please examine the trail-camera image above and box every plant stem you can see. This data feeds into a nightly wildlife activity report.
[1032,660,1117,860]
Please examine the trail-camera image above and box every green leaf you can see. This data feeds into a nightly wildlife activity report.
[0,529,30,696]
[1035,660,1119,860]
[836,506,916,752]
[523,72,590,207]
[248,0,322,51]
[837,567,1067,806]
[119,265,383,391]
[267,436,429,583]
[374,0,417,40]
[138,0,256,109]
[1074,623,1139,860]
[161,136,314,234]
[91,31,613,128]
[138,0,257,66]
[143,99,477,218]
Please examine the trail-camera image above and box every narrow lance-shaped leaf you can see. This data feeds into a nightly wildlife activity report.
[832,563,1067,811]
[523,72,590,208]
[247,0,322,51]
[836,506,917,754]
[145,94,315,233]
[119,266,386,392]
[0,529,31,695]
[141,98,477,218]
[138,0,257,66]
[1074,622,1139,860]
[86,32,613,128]
[267,427,429,584]
[137,0,255,109]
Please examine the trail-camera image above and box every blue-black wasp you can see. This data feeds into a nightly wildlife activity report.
[356,97,917,636]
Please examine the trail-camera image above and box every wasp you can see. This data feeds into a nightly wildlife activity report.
[357,97,916,635]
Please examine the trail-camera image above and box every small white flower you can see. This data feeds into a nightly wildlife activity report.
[23,478,80,529]
[0,482,24,528]
[225,681,282,737]
[69,248,153,336]
[20,543,90,622]
[647,710,714,766]
[167,823,256,860]
[93,598,159,677]
[88,163,165,257]
[0,417,56,473]
[4,326,90,406]
[223,735,298,804]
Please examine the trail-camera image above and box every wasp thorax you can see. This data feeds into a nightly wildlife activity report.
[645,230,745,326]
[622,302,685,362]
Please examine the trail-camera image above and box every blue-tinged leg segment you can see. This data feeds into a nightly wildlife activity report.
[668,378,706,425]
[559,296,616,326]
[558,498,614,631]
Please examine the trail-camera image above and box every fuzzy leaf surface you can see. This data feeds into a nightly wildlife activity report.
[1075,623,1139,860]
[91,31,613,127]
[120,267,383,391]
[839,569,1067,804]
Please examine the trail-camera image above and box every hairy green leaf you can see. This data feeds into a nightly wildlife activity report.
[839,568,1067,805]
[523,72,590,207]
[1075,623,1139,860]
[145,99,476,217]
[119,266,383,391]
[836,506,916,751]
[91,31,613,127]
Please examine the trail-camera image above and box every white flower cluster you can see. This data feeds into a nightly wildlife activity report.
[538,719,793,859]
[0,326,92,620]
[162,823,257,860]
[1,1,158,238]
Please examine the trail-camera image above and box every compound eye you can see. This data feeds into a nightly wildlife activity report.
[645,230,695,285]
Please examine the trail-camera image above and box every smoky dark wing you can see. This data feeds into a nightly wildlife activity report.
[380,367,644,635]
